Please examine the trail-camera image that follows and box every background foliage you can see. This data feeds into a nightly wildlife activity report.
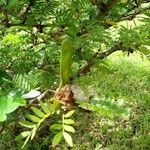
[0,0,150,149]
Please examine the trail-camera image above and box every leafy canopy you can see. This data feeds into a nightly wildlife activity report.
[0,0,150,149]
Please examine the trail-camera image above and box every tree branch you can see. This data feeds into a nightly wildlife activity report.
[21,0,35,24]
[90,0,119,19]
[76,42,135,78]
[3,6,9,27]
[121,2,150,20]
[1,22,52,28]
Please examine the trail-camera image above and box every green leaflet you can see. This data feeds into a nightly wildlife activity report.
[64,110,75,118]
[18,99,58,148]
[31,107,45,118]
[26,114,41,123]
[50,124,62,130]
[19,120,35,128]
[64,125,75,133]
[63,131,73,147]
[50,111,75,148]
[52,132,63,148]
[60,39,74,87]
[63,119,75,125]
[41,102,51,114]
[15,131,31,141]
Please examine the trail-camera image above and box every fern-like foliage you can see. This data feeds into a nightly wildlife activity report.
[12,73,40,92]
[17,98,75,148]
[16,98,60,148]
[13,74,31,92]
[50,110,75,148]
[78,97,130,119]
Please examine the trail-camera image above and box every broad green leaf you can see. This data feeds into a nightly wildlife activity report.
[52,132,63,148]
[31,107,45,118]
[63,131,73,147]
[19,120,36,128]
[16,131,31,141]
[41,102,50,114]
[0,95,26,122]
[0,112,7,122]
[50,124,62,130]
[0,96,24,114]
[64,110,75,118]
[63,119,75,125]
[64,125,75,133]
[5,102,20,114]
[26,114,41,123]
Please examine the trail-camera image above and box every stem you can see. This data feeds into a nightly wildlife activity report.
[62,114,65,133]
